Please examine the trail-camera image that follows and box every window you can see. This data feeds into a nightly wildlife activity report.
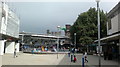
[108,19,112,30]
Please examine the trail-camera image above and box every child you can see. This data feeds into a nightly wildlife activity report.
[73,55,77,63]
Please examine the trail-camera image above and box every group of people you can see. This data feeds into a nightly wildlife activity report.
[70,47,88,63]
[104,47,115,60]
[69,52,88,63]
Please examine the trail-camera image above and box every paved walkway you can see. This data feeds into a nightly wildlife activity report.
[2,52,65,65]
[1,53,120,67]
[59,54,119,66]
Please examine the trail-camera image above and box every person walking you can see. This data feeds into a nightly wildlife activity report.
[108,47,112,60]
[73,55,77,63]
[84,51,88,63]
[68,52,70,57]
[14,48,17,58]
[103,46,108,60]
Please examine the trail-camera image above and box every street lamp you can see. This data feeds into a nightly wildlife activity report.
[21,31,25,51]
[95,0,101,67]
[57,26,61,59]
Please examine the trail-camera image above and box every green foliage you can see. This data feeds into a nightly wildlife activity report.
[70,7,107,45]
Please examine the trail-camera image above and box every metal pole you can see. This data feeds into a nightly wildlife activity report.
[21,34,24,51]
[22,34,24,45]
[97,1,101,67]
[57,36,59,59]
[57,26,60,59]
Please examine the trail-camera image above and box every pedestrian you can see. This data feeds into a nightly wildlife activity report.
[14,48,17,58]
[75,48,77,53]
[73,55,77,63]
[68,52,70,57]
[84,52,88,63]
[108,47,112,60]
[31,49,34,54]
[103,46,108,60]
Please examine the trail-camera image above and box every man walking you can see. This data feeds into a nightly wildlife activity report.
[14,48,17,58]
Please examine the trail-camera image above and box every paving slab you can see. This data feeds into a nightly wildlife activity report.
[59,54,119,66]
[2,52,65,65]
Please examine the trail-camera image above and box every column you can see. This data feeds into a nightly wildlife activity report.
[119,39,120,56]
[0,40,5,55]
[5,42,15,53]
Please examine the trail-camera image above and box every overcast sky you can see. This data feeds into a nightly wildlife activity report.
[7,0,119,34]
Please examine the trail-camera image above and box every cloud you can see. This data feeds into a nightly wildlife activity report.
[2,0,120,2]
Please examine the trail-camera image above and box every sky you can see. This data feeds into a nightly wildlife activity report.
[6,0,120,34]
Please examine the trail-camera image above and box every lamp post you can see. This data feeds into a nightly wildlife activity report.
[21,31,24,51]
[96,0,101,67]
[57,26,60,59]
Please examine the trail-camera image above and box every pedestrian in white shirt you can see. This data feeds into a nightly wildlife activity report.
[84,52,88,63]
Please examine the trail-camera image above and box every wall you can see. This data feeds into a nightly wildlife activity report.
[118,13,120,31]
[5,42,15,53]
[0,4,19,38]
[0,3,2,32]
[0,40,5,55]
[107,15,119,35]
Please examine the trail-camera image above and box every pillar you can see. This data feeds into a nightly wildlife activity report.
[15,43,20,52]
[5,42,15,53]
[119,39,120,56]
[0,55,2,67]
[0,40,5,55]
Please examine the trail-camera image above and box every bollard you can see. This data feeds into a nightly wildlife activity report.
[82,57,84,67]
[71,55,73,62]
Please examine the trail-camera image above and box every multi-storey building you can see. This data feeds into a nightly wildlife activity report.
[0,2,20,55]
[95,2,120,60]
[106,2,120,59]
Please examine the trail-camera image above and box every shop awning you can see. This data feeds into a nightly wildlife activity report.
[94,33,120,42]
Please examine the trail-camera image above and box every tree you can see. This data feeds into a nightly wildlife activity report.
[70,7,107,46]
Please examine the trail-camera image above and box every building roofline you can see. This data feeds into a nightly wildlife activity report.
[107,2,120,17]
[19,33,69,39]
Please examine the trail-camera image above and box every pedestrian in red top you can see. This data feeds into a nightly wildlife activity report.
[73,55,77,63]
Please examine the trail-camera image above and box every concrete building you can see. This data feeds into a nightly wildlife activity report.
[19,32,69,50]
[95,2,120,59]
[0,2,20,55]
[65,24,71,37]
[107,2,120,56]
[64,24,71,45]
